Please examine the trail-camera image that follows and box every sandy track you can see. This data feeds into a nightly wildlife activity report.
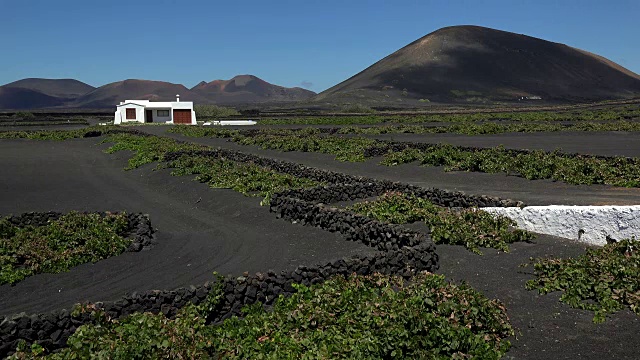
[369,131,640,158]
[3,130,640,358]
[437,237,640,360]
[142,127,640,206]
[0,138,374,315]
[147,127,640,359]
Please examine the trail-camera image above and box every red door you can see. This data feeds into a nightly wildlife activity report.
[173,109,192,124]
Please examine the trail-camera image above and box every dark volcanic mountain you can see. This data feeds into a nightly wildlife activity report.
[0,78,96,109]
[70,79,209,108]
[316,25,640,104]
[0,87,68,109]
[2,78,95,98]
[191,75,315,104]
[0,76,315,109]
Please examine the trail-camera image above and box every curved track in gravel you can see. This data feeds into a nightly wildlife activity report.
[3,127,640,359]
[141,127,640,206]
[134,126,640,360]
[0,138,375,315]
[368,131,640,158]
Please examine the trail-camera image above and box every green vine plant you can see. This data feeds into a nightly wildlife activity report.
[381,144,640,188]
[0,126,119,141]
[349,192,534,254]
[167,155,321,205]
[0,129,324,205]
[169,126,382,162]
[101,133,320,205]
[168,127,640,188]
[12,273,514,359]
[524,238,640,323]
[335,120,640,136]
[251,105,640,125]
[0,212,131,285]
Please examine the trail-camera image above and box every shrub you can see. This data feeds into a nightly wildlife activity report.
[381,144,640,188]
[102,133,205,169]
[15,273,514,359]
[0,126,118,141]
[214,273,513,359]
[169,126,382,162]
[168,155,320,204]
[0,129,324,204]
[350,192,533,254]
[336,120,640,136]
[12,274,225,359]
[0,212,131,285]
[101,133,320,204]
[525,238,640,323]
[247,106,640,125]
[170,125,640,187]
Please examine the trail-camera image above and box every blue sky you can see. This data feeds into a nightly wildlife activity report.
[1,0,638,92]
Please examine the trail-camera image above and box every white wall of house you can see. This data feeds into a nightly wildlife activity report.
[114,98,197,125]
[150,108,172,123]
[114,103,146,124]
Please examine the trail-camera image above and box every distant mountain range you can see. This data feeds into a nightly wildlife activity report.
[315,25,640,104]
[0,79,96,109]
[70,80,205,109]
[191,75,315,104]
[2,25,640,109]
[0,75,315,109]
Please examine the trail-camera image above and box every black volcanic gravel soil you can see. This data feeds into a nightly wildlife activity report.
[142,127,640,206]
[3,129,640,359]
[0,124,89,131]
[0,139,375,315]
[368,131,640,158]
[137,126,640,359]
[435,236,640,360]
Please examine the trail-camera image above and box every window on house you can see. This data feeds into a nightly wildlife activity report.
[126,108,136,119]
[157,110,170,117]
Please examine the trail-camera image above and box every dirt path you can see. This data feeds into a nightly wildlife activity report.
[137,126,640,358]
[0,138,374,315]
[368,131,640,158]
[3,131,639,358]
[436,238,640,360]
[139,126,640,206]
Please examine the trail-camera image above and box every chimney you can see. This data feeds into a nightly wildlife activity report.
[176,94,180,102]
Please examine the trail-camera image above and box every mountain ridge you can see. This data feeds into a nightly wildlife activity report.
[191,75,316,104]
[0,75,316,109]
[2,25,640,109]
[2,78,96,99]
[315,25,640,104]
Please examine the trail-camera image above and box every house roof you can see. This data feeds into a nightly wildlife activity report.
[116,100,193,108]
[116,102,145,108]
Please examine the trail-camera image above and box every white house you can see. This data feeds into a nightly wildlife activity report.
[114,95,197,125]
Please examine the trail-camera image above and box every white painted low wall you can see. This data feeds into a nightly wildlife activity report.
[483,206,640,246]
[203,120,257,126]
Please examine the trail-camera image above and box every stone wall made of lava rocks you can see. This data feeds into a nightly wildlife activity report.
[0,198,436,357]
[1,211,155,252]
[165,149,524,208]
[0,235,436,357]
[6,131,540,357]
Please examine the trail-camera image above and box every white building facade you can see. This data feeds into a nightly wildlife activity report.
[114,95,197,125]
